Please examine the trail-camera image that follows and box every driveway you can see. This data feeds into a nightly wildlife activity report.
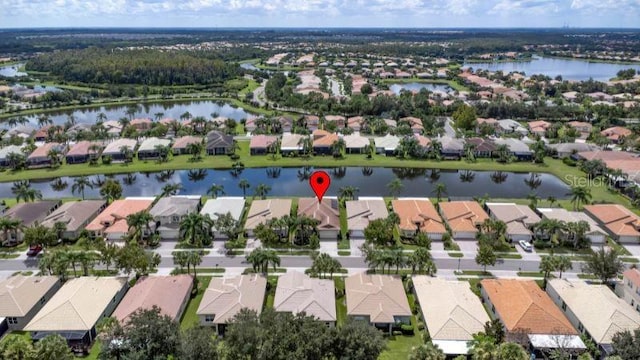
[319,241,338,255]
[514,242,540,261]
[350,237,366,256]
[623,244,640,258]
[456,241,478,254]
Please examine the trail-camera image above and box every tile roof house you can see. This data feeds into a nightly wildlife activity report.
[41,200,107,239]
[324,115,346,128]
[312,130,339,155]
[2,201,61,245]
[1,124,34,141]
[200,197,246,239]
[412,277,490,356]
[374,134,400,156]
[171,136,203,155]
[244,199,292,236]
[149,196,202,239]
[486,203,541,242]
[85,199,153,241]
[27,142,66,168]
[345,198,389,238]
[303,115,320,131]
[601,126,632,143]
[102,120,123,138]
[537,208,607,245]
[465,137,496,158]
[345,273,411,333]
[197,274,267,335]
[65,141,102,164]
[438,136,465,160]
[137,137,172,160]
[101,138,137,162]
[297,197,341,240]
[494,138,533,160]
[618,268,640,311]
[399,117,424,134]
[113,275,193,324]
[567,121,592,136]
[278,116,294,133]
[480,279,581,348]
[528,120,552,136]
[347,116,364,132]
[130,118,152,131]
[343,133,370,154]
[280,133,306,155]
[439,201,489,239]
[206,131,234,155]
[0,275,61,331]
[392,198,446,240]
[25,277,128,350]
[0,145,25,167]
[583,204,640,243]
[548,279,640,356]
[249,135,278,155]
[547,142,599,158]
[496,119,528,136]
[274,271,336,325]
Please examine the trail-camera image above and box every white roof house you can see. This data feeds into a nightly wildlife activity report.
[137,137,171,152]
[412,277,490,355]
[0,145,24,161]
[497,119,528,135]
[274,271,336,324]
[374,134,400,153]
[102,138,137,155]
[537,208,607,244]
[200,197,246,238]
[343,133,370,150]
[280,133,305,152]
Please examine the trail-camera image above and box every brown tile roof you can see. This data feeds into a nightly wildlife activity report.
[439,201,489,233]
[171,136,202,150]
[466,137,496,152]
[312,130,339,147]
[244,199,292,230]
[197,274,267,324]
[346,273,411,323]
[41,200,107,232]
[584,204,640,237]
[27,142,62,159]
[85,199,153,235]
[66,141,99,157]
[274,271,336,322]
[297,198,340,231]
[392,199,446,234]
[601,126,632,140]
[0,276,60,317]
[250,135,278,149]
[481,279,577,335]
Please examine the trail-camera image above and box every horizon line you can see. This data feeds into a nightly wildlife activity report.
[1,26,640,31]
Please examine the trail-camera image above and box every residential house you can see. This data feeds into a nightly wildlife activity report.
[278,116,294,133]
[567,121,592,138]
[583,204,640,243]
[496,119,528,136]
[347,116,364,132]
[280,133,306,155]
[244,117,258,133]
[400,117,423,134]
[25,277,128,352]
[345,198,388,238]
[0,276,61,331]
[1,124,34,141]
[303,115,320,131]
[206,131,234,155]
[486,203,541,242]
[65,141,101,164]
[312,130,339,155]
[528,120,551,137]
[85,199,153,241]
[343,133,370,154]
[548,279,640,357]
[383,119,397,129]
[2,201,61,245]
[494,138,533,160]
[547,142,599,159]
[149,196,201,239]
[439,201,489,239]
[439,136,465,160]
[297,197,341,240]
[480,279,584,353]
[171,136,203,155]
[601,126,632,143]
[465,137,496,158]
[374,134,400,156]
[274,271,336,326]
[244,199,292,237]
[476,118,499,134]
[250,135,278,155]
[41,200,107,240]
[200,197,246,239]
[34,126,55,142]
[413,277,490,356]
[392,198,446,240]
[414,134,431,153]
[324,115,346,129]
[102,120,123,138]
[0,145,24,167]
[197,274,267,336]
[113,275,193,324]
[101,138,137,162]
[618,269,640,311]
[27,142,66,168]
[130,118,152,131]
[137,137,172,160]
[345,273,411,333]
[537,208,607,245]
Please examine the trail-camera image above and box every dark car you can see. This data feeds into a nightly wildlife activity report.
[26,245,42,257]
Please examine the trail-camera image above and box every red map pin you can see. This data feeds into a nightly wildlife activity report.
[310,171,331,203]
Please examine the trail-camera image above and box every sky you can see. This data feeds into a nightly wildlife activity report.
[1,0,639,28]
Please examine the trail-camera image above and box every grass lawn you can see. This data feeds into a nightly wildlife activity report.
[180,276,212,330]
[455,270,493,276]
[84,341,102,360]
[334,278,347,327]
[338,250,351,256]
[378,293,423,360]
[264,276,278,310]
[517,271,551,278]
[448,252,464,258]
[577,274,599,280]
[496,253,522,259]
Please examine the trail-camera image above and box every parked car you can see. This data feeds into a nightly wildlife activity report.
[26,245,42,257]
[518,240,533,252]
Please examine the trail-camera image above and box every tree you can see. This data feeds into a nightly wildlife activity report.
[409,342,446,360]
[469,333,498,360]
[432,182,447,202]
[12,180,42,203]
[330,138,346,158]
[179,213,213,247]
[387,177,404,198]
[100,179,122,203]
[555,255,573,279]
[612,329,640,360]
[583,247,625,284]
[484,319,505,344]
[186,141,204,161]
[212,212,242,241]
[179,326,219,360]
[0,217,22,246]
[0,333,34,360]
[452,104,477,131]
[122,307,181,360]
[253,183,271,200]
[247,247,281,275]
[495,144,512,163]
[207,183,225,199]
[23,225,57,251]
[116,243,161,278]
[71,176,93,200]
[364,218,395,247]
[408,247,437,275]
[334,320,387,360]
[475,244,496,273]
[186,250,204,277]
[119,145,133,163]
[126,210,154,245]
[98,241,119,272]
[33,334,74,360]
[238,178,250,199]
[569,185,592,210]
[338,186,359,202]
[496,342,528,360]
[540,255,557,288]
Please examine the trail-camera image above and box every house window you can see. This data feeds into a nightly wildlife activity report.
[7,317,18,325]
[40,297,46,305]
[172,216,180,223]
[578,323,584,332]
[561,301,567,311]
[204,315,215,323]
[113,296,117,303]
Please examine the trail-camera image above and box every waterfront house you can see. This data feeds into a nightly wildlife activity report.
[392,198,446,240]
[439,201,488,239]
[171,136,203,155]
[486,203,540,242]
[583,204,640,243]
[200,197,246,239]
[244,199,292,237]
[149,196,201,240]
[297,197,341,240]
[206,131,234,155]
[345,197,388,238]
[85,199,153,241]
[137,137,172,160]
[41,200,107,240]
[249,135,278,155]
[27,142,66,168]
[101,138,137,162]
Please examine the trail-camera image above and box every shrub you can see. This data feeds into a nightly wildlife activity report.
[563,157,577,166]
[400,324,414,335]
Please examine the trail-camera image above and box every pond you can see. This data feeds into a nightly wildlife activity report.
[389,83,452,95]
[463,56,640,82]
[0,63,27,77]
[19,100,253,126]
[4,167,570,200]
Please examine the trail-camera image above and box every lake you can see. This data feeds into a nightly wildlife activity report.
[463,56,640,82]
[0,63,27,77]
[4,167,570,199]
[389,83,452,95]
[17,100,253,126]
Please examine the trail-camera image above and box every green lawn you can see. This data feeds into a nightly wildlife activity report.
[378,293,423,360]
[179,276,211,330]
[448,252,464,258]
[264,276,278,310]
[84,341,102,360]
[335,278,347,326]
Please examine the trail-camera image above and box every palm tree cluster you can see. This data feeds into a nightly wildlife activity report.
[534,218,591,249]
[568,185,592,210]
[11,180,42,203]
[539,254,573,287]
[246,247,281,275]
[361,244,436,275]
[178,212,214,247]
[39,249,98,279]
[172,250,204,276]
[126,210,156,246]
[309,253,343,279]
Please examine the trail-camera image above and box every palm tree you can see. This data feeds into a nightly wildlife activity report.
[387,178,404,199]
[535,218,566,247]
[0,217,22,245]
[238,179,250,199]
[119,145,133,163]
[464,142,477,162]
[12,180,42,203]
[555,255,573,279]
[37,114,53,128]
[186,142,203,161]
[179,213,212,248]
[527,192,540,209]
[539,255,557,288]
[126,210,154,244]
[161,183,182,197]
[247,247,280,275]
[330,138,346,158]
[298,136,312,156]
[568,185,592,210]
[253,183,271,200]
[432,182,447,202]
[495,144,511,163]
[96,112,107,123]
[408,247,436,275]
[547,196,557,208]
[207,183,225,199]
[47,148,62,167]
[71,176,93,200]
[338,186,359,202]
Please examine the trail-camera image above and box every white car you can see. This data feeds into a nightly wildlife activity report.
[518,240,533,252]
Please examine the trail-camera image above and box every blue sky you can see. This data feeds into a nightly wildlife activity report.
[1,0,639,28]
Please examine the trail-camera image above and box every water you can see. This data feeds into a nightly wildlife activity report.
[463,56,640,82]
[389,83,452,95]
[3,167,570,199]
[240,62,259,71]
[16,100,252,126]
[0,63,27,77]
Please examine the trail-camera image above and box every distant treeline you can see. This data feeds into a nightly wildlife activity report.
[26,49,243,86]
